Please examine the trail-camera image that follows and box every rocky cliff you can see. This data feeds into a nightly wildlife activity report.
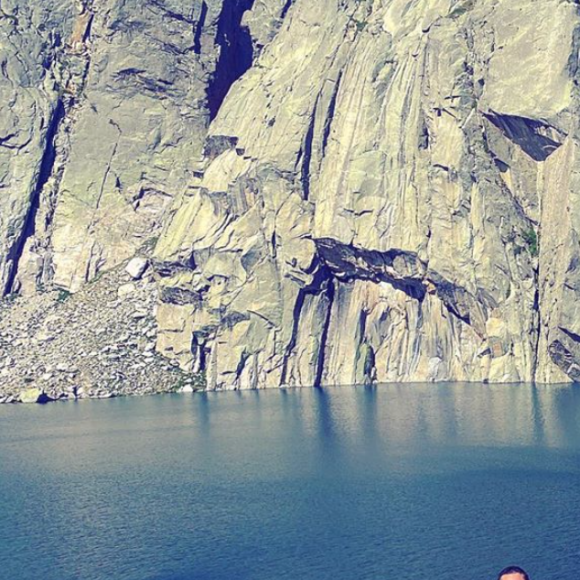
[2,0,580,398]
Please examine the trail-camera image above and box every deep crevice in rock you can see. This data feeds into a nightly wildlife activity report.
[207,0,255,121]
[4,99,65,295]
[532,277,541,374]
[321,73,342,157]
[314,278,335,388]
[483,112,565,162]
[193,1,208,54]
[280,287,308,385]
[280,0,294,19]
[559,326,580,344]
[313,238,486,333]
[300,104,317,201]
[191,334,210,373]
[315,238,427,300]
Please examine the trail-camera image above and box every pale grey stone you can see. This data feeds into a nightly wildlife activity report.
[125,258,149,280]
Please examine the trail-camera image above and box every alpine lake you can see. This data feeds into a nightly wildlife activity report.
[1,383,579,580]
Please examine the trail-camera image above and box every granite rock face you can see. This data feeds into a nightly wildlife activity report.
[1,0,288,295]
[4,0,580,392]
[0,245,205,403]
[153,0,580,388]
[0,0,76,296]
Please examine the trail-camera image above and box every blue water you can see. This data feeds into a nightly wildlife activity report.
[1,384,580,580]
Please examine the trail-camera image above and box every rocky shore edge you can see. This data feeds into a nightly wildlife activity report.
[0,383,204,405]
[0,249,204,405]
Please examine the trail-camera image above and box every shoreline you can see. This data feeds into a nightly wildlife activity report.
[0,384,203,405]
[3,379,577,405]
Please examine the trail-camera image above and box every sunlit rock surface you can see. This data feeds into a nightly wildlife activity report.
[3,0,580,391]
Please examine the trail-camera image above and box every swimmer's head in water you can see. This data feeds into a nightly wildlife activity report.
[497,566,529,580]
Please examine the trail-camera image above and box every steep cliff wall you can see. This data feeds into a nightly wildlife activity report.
[3,0,580,395]
[154,0,580,388]
[1,0,289,295]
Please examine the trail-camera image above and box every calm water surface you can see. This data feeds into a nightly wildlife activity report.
[1,383,580,580]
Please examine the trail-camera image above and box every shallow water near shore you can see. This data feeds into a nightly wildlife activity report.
[1,383,580,580]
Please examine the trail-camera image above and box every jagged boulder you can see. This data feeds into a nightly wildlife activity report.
[126,258,149,281]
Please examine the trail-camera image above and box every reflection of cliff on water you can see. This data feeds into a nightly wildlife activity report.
[277,383,580,453]
[8,384,579,478]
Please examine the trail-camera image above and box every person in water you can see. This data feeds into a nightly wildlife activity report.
[498,566,529,580]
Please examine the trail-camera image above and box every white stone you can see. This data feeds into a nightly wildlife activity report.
[125,258,149,280]
[118,283,136,298]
